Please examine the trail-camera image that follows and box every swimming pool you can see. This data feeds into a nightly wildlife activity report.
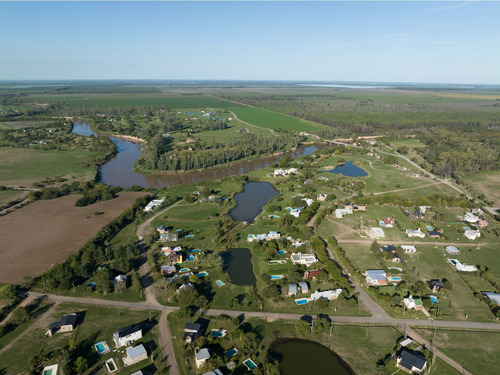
[94,341,110,355]
[186,234,195,238]
[187,249,201,253]
[225,348,238,358]
[211,329,227,337]
[179,268,191,273]
[197,271,208,278]
[388,267,402,272]
[187,255,196,261]
[389,277,402,281]
[270,275,284,280]
[243,359,257,370]
[295,298,309,305]
[463,226,471,231]
[216,280,224,286]
[277,250,286,255]
[427,226,433,231]
[430,295,439,304]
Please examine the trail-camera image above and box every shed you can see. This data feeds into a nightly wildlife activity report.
[124,344,148,366]
[445,246,460,255]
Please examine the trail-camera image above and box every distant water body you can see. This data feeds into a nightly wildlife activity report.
[299,83,393,89]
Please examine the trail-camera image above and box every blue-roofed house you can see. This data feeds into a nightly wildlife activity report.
[298,281,309,294]
[195,347,211,368]
[365,270,387,286]
[287,283,298,296]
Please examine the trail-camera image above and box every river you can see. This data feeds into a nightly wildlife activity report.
[72,122,323,188]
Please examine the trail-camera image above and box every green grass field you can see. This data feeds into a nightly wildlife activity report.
[0,189,26,206]
[0,147,96,187]
[414,328,500,375]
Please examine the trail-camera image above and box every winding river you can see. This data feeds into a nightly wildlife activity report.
[72,122,323,188]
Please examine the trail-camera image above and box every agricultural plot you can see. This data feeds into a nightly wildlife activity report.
[465,170,500,206]
[0,192,147,283]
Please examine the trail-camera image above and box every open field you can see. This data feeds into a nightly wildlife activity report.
[0,302,160,375]
[0,147,96,187]
[414,328,500,375]
[0,192,147,283]
[0,120,55,129]
[465,170,500,206]
[0,190,26,206]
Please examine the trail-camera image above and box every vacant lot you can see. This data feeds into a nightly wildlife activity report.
[0,147,96,188]
[0,192,146,283]
[465,170,500,206]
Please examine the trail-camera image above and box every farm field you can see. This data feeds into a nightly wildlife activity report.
[0,147,96,188]
[0,192,147,283]
[0,302,161,375]
[465,170,500,207]
[414,328,500,375]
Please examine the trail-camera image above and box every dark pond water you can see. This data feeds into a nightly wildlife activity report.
[221,248,256,286]
[269,338,354,375]
[228,182,279,223]
[72,122,324,188]
[323,161,368,177]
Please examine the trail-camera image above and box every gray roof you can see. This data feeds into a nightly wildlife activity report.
[203,370,223,375]
[298,281,308,292]
[126,344,147,360]
[116,323,141,338]
[195,348,210,361]
[288,283,298,294]
[399,349,427,371]
[49,314,77,330]
[185,322,202,332]
[484,292,500,305]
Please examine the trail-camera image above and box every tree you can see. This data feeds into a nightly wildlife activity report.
[9,306,29,325]
[370,240,379,253]
[131,271,143,296]
[0,284,16,299]
[315,297,330,309]
[94,269,112,294]
[74,356,89,373]
[443,279,453,291]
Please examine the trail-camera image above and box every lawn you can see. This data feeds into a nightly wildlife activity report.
[0,147,96,187]
[414,328,500,375]
[0,189,26,206]
[0,302,160,375]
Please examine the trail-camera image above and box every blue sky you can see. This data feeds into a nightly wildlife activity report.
[1,1,499,84]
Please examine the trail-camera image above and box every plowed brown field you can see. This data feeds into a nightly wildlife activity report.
[0,192,146,283]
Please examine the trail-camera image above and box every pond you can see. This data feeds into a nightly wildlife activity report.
[269,338,354,375]
[221,248,256,286]
[228,182,279,223]
[323,161,368,177]
[72,122,326,188]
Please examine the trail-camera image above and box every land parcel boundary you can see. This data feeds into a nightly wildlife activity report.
[0,192,147,283]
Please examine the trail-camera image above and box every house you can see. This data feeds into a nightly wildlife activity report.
[47,314,78,336]
[168,252,183,265]
[396,349,427,374]
[464,212,479,223]
[400,338,413,347]
[448,259,477,272]
[380,245,396,253]
[290,253,318,267]
[159,232,178,242]
[345,203,366,212]
[273,168,298,177]
[483,292,500,305]
[113,324,142,347]
[302,198,314,207]
[195,347,211,368]
[161,265,176,275]
[298,281,309,294]
[310,289,342,301]
[267,231,281,240]
[317,193,328,201]
[143,198,165,212]
[412,210,425,220]
[445,246,460,255]
[464,230,480,240]
[184,322,204,343]
[365,270,387,285]
[247,231,281,242]
[123,344,148,366]
[292,240,306,248]
[403,295,424,310]
[287,283,298,296]
[177,283,193,293]
[335,208,352,218]
[290,208,303,218]
[203,370,223,375]
[428,230,443,239]
[382,216,395,228]
[113,275,127,284]
[427,279,444,293]
[401,245,416,254]
[406,229,425,238]
[304,269,324,280]
[131,372,144,375]
[156,225,167,234]
[367,227,385,239]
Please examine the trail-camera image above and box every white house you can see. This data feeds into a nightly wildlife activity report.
[195,347,211,368]
[290,253,318,267]
[365,270,387,285]
[310,288,342,301]
[273,168,298,177]
[143,198,165,212]
[302,198,314,207]
[292,240,306,248]
[403,295,424,310]
[123,345,148,366]
[401,245,416,253]
[113,324,142,348]
[445,246,460,255]
[113,275,127,284]
[317,193,328,201]
[483,292,500,305]
[464,230,480,240]
[406,229,425,238]
[290,208,303,218]
[335,208,352,218]
[448,259,477,272]
[464,212,479,223]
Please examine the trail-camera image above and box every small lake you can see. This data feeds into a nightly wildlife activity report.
[228,182,279,223]
[72,122,325,188]
[323,161,368,177]
[221,248,256,286]
[269,338,354,375]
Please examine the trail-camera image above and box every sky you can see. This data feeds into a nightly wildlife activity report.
[1,1,500,84]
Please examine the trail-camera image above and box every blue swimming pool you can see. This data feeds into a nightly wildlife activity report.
[197,271,208,277]
[270,275,283,280]
[187,249,201,253]
[427,226,433,231]
[216,280,224,286]
[430,295,439,304]
[243,359,257,370]
[295,298,309,305]
[389,277,402,281]
[94,341,110,355]
[277,250,286,255]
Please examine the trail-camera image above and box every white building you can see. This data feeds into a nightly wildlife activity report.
[335,208,352,218]
[310,288,342,301]
[483,292,500,305]
[464,212,479,223]
[302,198,314,206]
[406,229,425,238]
[365,270,387,285]
[403,295,424,310]
[445,246,460,255]
[401,245,416,253]
[290,253,318,267]
[273,168,298,177]
[317,193,328,201]
[113,324,142,348]
[143,198,165,212]
[292,240,306,248]
[123,345,148,366]
[448,259,477,272]
[195,348,211,368]
[464,230,480,240]
[367,227,385,239]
